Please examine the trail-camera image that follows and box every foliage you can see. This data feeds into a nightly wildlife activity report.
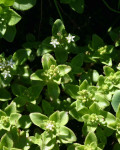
[1,0,120,150]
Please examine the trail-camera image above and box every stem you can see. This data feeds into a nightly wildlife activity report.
[102,0,120,14]
[54,0,63,21]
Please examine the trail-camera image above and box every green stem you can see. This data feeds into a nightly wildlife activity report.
[54,0,63,21]
[102,0,120,14]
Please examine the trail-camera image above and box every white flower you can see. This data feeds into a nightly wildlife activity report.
[46,122,54,131]
[1,70,11,79]
[0,61,6,70]
[66,33,75,43]
[50,39,59,48]
[6,59,15,68]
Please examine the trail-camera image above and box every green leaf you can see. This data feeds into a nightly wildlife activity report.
[11,84,27,96]
[0,133,13,149]
[108,27,120,47]
[13,96,27,107]
[95,93,109,109]
[0,22,7,38]
[3,26,16,42]
[92,34,104,50]
[0,88,11,101]
[18,115,31,129]
[0,0,14,6]
[13,0,36,11]
[37,37,53,56]
[57,65,71,76]
[92,70,99,82]
[58,126,76,143]
[112,90,120,112]
[103,66,114,76]
[13,49,31,65]
[89,103,100,115]
[5,102,16,116]
[71,53,84,73]
[26,103,42,113]
[40,131,56,150]
[27,85,43,101]
[97,75,105,86]
[52,19,66,36]
[47,82,60,100]
[113,143,120,150]
[3,147,21,150]
[10,113,21,125]
[84,132,97,145]
[69,0,84,14]
[101,111,116,126]
[0,110,6,118]
[42,100,54,115]
[65,84,79,99]
[42,53,56,70]
[30,69,45,81]
[116,133,120,144]
[30,113,48,130]
[69,102,89,122]
[67,143,81,150]
[116,104,120,119]
[79,80,88,90]
[49,111,69,126]
[8,9,21,26]
[54,47,68,64]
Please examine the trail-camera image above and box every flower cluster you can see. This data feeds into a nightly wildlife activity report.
[78,89,94,104]
[0,58,15,79]
[50,33,75,48]
[44,65,60,81]
[45,121,55,131]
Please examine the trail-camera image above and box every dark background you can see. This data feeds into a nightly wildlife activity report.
[0,1,120,149]
[0,0,120,54]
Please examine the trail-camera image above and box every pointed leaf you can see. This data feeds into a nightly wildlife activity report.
[13,49,31,65]
[3,26,16,42]
[30,113,48,130]
[8,9,21,26]
[47,82,60,100]
[49,111,69,126]
[112,90,120,112]
[42,53,56,70]
[11,84,27,96]
[55,47,68,64]
[0,88,11,101]
[10,113,21,125]
[0,133,13,149]
[52,19,66,36]
[57,65,71,76]
[58,126,76,143]
[71,53,84,73]
[30,69,45,81]
[84,132,97,145]
[92,34,104,49]
[18,115,31,129]
[79,80,88,90]
[65,84,79,99]
[5,102,16,116]
[103,66,114,76]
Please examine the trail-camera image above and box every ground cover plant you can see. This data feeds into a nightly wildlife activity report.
[1,0,120,149]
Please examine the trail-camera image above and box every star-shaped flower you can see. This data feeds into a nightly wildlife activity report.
[6,59,15,69]
[66,33,75,43]
[1,70,11,79]
[46,121,55,131]
[50,39,60,48]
